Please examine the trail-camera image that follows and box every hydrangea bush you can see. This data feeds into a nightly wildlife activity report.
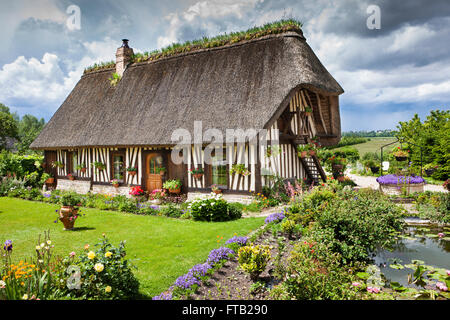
[188,193,242,222]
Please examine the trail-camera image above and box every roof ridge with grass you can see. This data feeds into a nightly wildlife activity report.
[83,19,304,75]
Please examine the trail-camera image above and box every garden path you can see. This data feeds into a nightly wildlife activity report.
[346,172,447,193]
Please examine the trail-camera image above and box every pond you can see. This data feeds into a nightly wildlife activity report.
[373,222,450,289]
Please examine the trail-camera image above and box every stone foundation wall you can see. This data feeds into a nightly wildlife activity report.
[92,184,133,198]
[56,179,91,194]
[187,192,254,204]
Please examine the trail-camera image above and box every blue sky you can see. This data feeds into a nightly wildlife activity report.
[0,0,449,131]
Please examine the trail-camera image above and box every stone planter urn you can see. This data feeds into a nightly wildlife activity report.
[59,206,78,230]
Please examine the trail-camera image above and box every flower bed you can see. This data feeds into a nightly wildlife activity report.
[376,174,425,195]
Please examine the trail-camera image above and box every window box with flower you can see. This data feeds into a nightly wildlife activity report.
[76,163,87,173]
[67,173,75,181]
[189,167,204,179]
[91,161,106,171]
[230,164,250,176]
[127,167,137,176]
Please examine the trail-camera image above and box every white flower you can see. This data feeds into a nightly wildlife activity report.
[22,294,28,300]
[94,263,104,272]
[0,280,6,287]
[35,246,41,250]
[46,240,52,245]
[40,243,45,248]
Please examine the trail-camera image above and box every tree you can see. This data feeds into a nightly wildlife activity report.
[0,111,18,150]
[16,114,46,154]
[396,110,449,180]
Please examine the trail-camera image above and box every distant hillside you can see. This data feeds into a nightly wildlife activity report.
[342,130,396,137]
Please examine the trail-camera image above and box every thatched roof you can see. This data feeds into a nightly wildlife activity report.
[31,30,343,149]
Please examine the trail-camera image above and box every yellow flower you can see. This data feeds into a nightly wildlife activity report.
[87,251,96,260]
[94,263,104,272]
[105,286,112,293]
[22,294,28,300]
[104,251,112,258]
[46,240,52,245]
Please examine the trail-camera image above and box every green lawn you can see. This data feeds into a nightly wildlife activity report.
[0,197,264,297]
[337,137,399,157]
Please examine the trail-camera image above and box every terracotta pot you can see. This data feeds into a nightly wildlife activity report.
[59,206,78,230]
[169,187,181,194]
[193,173,203,179]
[308,150,316,156]
[45,178,54,184]
[128,171,137,176]
[299,151,308,158]
[213,189,222,194]
[69,176,75,181]
[112,183,119,188]
[395,156,407,162]
[80,168,86,173]
[159,171,165,176]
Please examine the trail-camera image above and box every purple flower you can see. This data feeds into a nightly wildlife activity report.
[225,236,248,247]
[206,247,235,265]
[265,212,285,224]
[152,292,172,300]
[376,174,425,185]
[3,240,12,251]
[188,263,212,279]
[174,273,201,290]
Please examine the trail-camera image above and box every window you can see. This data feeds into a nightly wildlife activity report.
[66,151,78,175]
[210,149,228,188]
[111,153,125,182]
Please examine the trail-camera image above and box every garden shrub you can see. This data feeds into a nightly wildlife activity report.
[270,240,358,300]
[68,235,140,299]
[159,203,184,218]
[238,245,271,281]
[314,189,405,264]
[188,194,242,222]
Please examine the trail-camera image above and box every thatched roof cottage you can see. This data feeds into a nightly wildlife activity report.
[31,23,343,202]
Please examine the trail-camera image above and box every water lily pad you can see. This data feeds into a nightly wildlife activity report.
[425,234,439,238]
[441,237,450,241]
[411,259,425,265]
[390,281,407,292]
[390,264,405,270]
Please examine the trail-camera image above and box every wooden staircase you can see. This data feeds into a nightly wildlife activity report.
[299,154,327,185]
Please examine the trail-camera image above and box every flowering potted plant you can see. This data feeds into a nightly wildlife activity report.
[189,168,204,179]
[68,173,75,181]
[76,163,87,173]
[91,161,106,171]
[211,184,222,194]
[327,156,347,177]
[149,189,166,204]
[376,174,425,195]
[127,166,137,176]
[155,167,166,176]
[111,179,119,188]
[297,143,316,158]
[393,147,409,161]
[58,193,81,230]
[163,179,182,194]
[423,163,439,176]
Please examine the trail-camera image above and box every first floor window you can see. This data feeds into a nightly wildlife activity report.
[112,153,125,182]
[210,150,228,188]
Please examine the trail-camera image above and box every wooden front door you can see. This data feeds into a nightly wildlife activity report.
[146,153,164,192]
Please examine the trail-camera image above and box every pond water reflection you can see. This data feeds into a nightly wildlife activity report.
[373,223,450,288]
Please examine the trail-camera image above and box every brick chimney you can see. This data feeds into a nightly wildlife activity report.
[115,39,133,77]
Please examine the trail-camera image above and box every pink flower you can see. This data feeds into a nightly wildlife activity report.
[438,233,445,238]
[446,270,450,276]
[69,251,76,257]
[436,282,448,291]
[352,282,361,287]
[367,287,380,293]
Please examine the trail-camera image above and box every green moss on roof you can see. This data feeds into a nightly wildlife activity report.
[83,19,303,74]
